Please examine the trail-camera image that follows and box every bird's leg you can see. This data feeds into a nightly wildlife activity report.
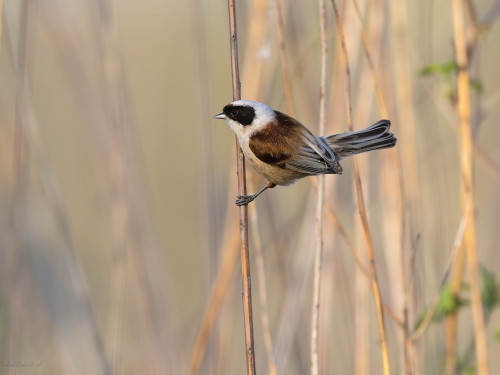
[236,181,276,206]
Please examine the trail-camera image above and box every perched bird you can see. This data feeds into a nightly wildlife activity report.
[214,100,396,206]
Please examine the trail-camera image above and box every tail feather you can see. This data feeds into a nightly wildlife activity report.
[321,120,396,159]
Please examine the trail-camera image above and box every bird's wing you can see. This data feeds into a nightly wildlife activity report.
[248,110,343,175]
[283,132,342,175]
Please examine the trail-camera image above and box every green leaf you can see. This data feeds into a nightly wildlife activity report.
[463,367,477,375]
[419,60,458,77]
[494,326,500,342]
[470,79,484,93]
[480,266,499,310]
[457,353,476,374]
[437,285,459,315]
[413,285,461,330]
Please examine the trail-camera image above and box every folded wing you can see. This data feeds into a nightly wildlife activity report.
[249,110,343,176]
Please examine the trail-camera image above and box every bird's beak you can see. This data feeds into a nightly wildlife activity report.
[213,112,226,119]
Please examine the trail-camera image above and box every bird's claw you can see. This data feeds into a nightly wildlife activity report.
[235,195,255,206]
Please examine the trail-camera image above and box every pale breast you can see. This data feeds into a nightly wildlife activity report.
[241,141,306,186]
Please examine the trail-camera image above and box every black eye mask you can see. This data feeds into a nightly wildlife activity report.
[223,105,256,126]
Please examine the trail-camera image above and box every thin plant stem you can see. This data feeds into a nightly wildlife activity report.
[349,0,387,117]
[330,1,391,374]
[185,225,240,375]
[445,249,466,372]
[351,0,417,372]
[473,143,500,184]
[323,203,403,326]
[227,1,257,374]
[407,235,421,288]
[188,0,221,369]
[452,0,490,374]
[248,178,278,375]
[387,1,422,370]
[274,207,317,374]
[187,0,270,371]
[3,4,112,373]
[41,4,179,371]
[240,0,277,372]
[188,0,219,285]
[411,216,467,343]
[419,71,500,186]
[307,141,404,323]
[96,1,130,372]
[0,0,3,57]
[240,0,270,100]
[274,0,295,117]
[310,1,327,374]
[185,164,241,375]
[350,1,413,371]
[4,0,31,369]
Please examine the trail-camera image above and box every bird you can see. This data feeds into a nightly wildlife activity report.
[213,100,396,206]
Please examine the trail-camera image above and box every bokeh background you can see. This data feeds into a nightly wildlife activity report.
[0,0,499,374]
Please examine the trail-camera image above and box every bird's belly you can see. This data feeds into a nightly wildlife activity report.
[244,150,305,186]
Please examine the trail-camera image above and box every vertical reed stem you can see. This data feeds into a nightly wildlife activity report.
[330,1,391,374]
[248,178,278,375]
[310,1,327,374]
[227,1,257,374]
[274,0,295,117]
[452,0,490,374]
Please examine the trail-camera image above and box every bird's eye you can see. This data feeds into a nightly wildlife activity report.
[231,109,239,117]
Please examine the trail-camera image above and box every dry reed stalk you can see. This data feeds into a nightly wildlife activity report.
[323,204,403,325]
[473,143,500,184]
[411,216,467,343]
[241,0,278,371]
[388,0,420,234]
[350,0,414,372]
[271,8,386,368]
[451,1,490,374]
[0,0,3,57]
[188,0,221,370]
[318,250,335,374]
[38,3,179,372]
[214,278,238,373]
[404,66,466,371]
[188,0,219,284]
[185,163,243,375]
[96,1,130,371]
[387,2,421,371]
[445,256,466,373]
[185,224,240,375]
[258,5,315,374]
[241,0,269,100]
[419,74,500,186]
[330,1,391,374]
[23,111,116,368]
[227,1,257,374]
[349,0,387,116]
[310,1,327,374]
[2,4,112,373]
[353,193,369,375]
[187,0,271,371]
[274,0,295,117]
[352,3,398,172]
[345,5,376,370]
[4,0,31,369]
[347,0,405,328]
[248,178,278,375]
[274,205,317,374]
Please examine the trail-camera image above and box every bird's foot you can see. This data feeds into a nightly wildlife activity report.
[235,195,255,206]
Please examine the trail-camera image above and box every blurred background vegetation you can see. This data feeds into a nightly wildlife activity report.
[0,0,499,374]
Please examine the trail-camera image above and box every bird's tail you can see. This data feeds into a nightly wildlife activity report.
[321,120,396,159]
